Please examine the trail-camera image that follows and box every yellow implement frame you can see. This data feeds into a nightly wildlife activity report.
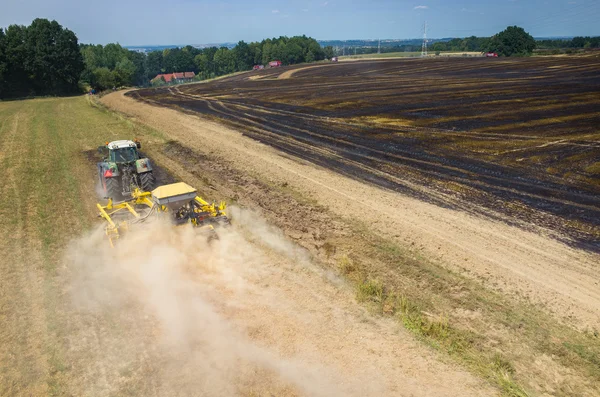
[97,184,227,247]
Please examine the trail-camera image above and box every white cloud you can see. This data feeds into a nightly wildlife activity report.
[322,1,329,6]
[272,9,279,13]
[414,5,428,9]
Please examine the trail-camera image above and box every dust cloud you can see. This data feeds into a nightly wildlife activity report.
[66,208,365,396]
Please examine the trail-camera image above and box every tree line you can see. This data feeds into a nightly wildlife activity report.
[76,35,334,90]
[430,27,538,56]
[431,29,598,55]
[0,19,83,99]
[537,36,600,49]
[147,36,334,83]
[1,19,598,99]
[0,18,334,98]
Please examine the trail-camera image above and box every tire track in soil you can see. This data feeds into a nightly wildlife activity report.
[135,86,600,250]
[102,89,600,330]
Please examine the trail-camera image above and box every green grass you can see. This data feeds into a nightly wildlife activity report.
[0,96,166,395]
[319,214,599,396]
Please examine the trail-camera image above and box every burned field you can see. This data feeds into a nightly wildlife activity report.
[130,56,600,250]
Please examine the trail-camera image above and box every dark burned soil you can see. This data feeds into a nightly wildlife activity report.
[129,56,600,250]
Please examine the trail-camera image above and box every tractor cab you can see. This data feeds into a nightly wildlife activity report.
[104,140,141,164]
[109,146,139,163]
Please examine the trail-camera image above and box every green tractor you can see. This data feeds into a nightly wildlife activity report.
[97,140,156,199]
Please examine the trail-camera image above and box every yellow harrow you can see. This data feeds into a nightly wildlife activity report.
[97,182,228,247]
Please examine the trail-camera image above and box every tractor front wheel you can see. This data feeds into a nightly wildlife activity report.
[140,172,156,192]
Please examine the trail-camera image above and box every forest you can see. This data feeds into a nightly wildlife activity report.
[0,18,333,97]
[83,36,334,90]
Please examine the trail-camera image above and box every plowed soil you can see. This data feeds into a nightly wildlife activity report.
[108,75,600,329]
[130,56,600,251]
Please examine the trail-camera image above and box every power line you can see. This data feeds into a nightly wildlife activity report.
[421,21,428,57]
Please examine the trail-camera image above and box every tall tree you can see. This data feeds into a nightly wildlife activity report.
[114,58,136,86]
[146,51,163,79]
[0,19,82,97]
[249,42,262,65]
[126,50,147,86]
[484,26,536,57]
[3,24,28,97]
[0,29,6,98]
[213,47,235,75]
[194,53,210,79]
[233,40,252,70]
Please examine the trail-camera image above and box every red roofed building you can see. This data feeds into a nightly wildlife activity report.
[151,71,196,85]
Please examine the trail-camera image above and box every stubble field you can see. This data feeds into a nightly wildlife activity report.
[130,56,600,250]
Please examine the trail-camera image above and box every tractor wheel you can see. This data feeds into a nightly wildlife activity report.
[140,172,156,192]
[105,177,120,199]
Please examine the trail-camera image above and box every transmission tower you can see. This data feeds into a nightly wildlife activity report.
[421,21,428,57]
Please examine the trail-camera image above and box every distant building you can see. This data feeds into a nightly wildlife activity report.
[151,71,196,85]
[268,60,282,68]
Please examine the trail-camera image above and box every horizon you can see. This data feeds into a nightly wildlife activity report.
[2,0,599,46]
[121,35,584,49]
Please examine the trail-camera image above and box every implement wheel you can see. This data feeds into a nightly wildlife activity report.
[140,172,156,192]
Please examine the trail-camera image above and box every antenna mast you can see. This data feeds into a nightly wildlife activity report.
[421,21,428,57]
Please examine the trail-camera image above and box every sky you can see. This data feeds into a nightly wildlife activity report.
[1,0,599,46]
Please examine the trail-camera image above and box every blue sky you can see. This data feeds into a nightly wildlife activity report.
[1,0,599,45]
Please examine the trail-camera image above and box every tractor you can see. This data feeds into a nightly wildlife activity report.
[97,140,156,199]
